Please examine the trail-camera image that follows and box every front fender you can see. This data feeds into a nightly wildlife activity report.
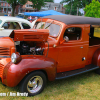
[3,55,57,87]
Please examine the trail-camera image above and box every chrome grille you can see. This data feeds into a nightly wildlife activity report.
[0,47,10,56]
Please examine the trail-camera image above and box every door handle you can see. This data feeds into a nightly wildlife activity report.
[80,47,83,48]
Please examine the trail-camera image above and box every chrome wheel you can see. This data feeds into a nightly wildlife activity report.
[27,76,43,93]
[20,71,46,96]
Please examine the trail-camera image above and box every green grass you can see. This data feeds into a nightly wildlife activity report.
[0,71,100,100]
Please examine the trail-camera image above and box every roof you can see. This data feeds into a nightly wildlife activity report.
[0,16,29,23]
[0,16,32,26]
[43,15,100,25]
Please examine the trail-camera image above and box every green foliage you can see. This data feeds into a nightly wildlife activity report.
[44,0,54,2]
[64,4,83,15]
[61,0,100,14]
[84,0,100,18]
[61,0,94,15]
[61,0,84,15]
[7,0,27,16]
[61,0,92,8]
[30,0,45,11]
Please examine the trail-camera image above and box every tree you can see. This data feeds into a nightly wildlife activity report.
[44,0,54,2]
[64,4,83,15]
[30,0,45,11]
[7,0,27,16]
[60,0,93,15]
[61,0,92,8]
[84,0,100,18]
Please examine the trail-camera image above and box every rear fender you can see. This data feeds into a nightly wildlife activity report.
[3,55,57,87]
[92,48,100,66]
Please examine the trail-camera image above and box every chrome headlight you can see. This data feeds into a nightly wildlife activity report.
[11,53,21,64]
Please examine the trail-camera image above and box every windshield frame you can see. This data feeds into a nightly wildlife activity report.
[34,20,62,38]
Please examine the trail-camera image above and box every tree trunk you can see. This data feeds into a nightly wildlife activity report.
[12,4,16,16]
[12,2,16,16]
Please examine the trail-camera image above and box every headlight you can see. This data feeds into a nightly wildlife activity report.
[11,53,22,64]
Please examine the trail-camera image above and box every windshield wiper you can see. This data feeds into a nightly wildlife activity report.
[44,21,53,29]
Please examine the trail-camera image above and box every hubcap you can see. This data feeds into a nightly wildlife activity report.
[27,76,43,93]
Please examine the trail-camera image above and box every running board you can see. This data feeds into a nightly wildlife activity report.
[56,64,99,80]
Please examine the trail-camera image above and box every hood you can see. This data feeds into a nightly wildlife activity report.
[10,29,49,42]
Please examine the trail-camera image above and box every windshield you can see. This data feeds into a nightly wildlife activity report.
[34,21,60,37]
[44,23,60,37]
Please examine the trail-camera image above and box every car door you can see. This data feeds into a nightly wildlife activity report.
[57,25,88,73]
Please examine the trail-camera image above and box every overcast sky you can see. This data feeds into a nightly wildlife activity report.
[54,0,62,3]
[54,0,66,5]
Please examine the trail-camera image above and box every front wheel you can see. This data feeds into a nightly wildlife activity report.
[19,71,46,96]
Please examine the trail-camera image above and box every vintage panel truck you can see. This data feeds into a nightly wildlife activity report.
[0,15,100,96]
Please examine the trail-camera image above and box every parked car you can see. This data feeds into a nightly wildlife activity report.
[0,16,33,36]
[0,15,100,96]
[16,13,24,18]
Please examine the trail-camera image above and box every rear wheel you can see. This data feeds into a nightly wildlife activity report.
[19,71,46,96]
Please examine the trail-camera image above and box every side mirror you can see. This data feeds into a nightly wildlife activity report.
[64,36,69,42]
[60,36,69,44]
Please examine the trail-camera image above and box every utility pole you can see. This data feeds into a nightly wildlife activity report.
[77,4,79,16]
[77,7,78,16]
[70,0,72,15]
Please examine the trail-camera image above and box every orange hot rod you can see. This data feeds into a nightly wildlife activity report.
[0,15,100,96]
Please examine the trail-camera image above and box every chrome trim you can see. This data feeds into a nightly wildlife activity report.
[0,56,10,58]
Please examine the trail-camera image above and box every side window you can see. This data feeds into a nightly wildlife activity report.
[2,22,9,29]
[2,22,21,29]
[89,25,100,38]
[89,25,100,46]
[93,27,100,38]
[64,27,82,40]
[22,23,31,29]
[14,22,21,29]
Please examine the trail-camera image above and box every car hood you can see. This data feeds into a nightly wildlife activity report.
[10,29,49,42]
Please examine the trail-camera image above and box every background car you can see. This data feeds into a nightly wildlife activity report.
[16,13,24,18]
[0,16,33,36]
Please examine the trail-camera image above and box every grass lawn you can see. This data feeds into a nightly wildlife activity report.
[0,71,100,100]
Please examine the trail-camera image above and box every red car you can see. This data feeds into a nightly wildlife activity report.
[0,15,100,96]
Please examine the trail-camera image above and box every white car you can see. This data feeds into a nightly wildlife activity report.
[0,16,33,36]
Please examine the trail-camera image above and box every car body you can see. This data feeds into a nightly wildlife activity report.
[0,15,100,96]
[0,16,33,36]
